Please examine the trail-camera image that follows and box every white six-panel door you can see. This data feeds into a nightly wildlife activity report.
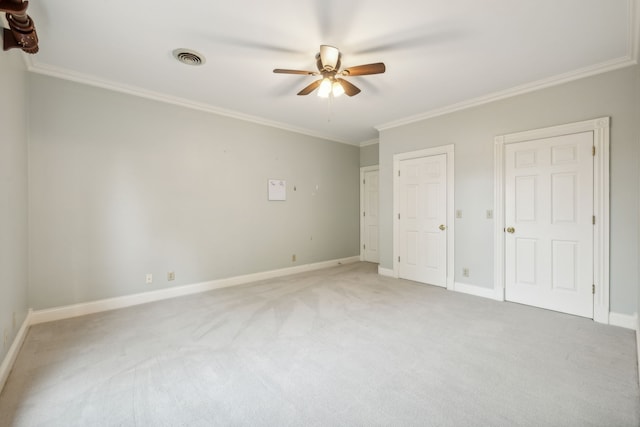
[398,154,447,287]
[362,169,379,263]
[504,132,594,318]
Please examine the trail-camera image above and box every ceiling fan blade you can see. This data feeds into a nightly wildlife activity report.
[297,79,323,95]
[273,69,317,75]
[336,78,361,96]
[342,63,386,76]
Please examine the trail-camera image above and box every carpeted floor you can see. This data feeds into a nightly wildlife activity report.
[1,262,638,426]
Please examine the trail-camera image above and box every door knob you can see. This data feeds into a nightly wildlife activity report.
[439,224,446,231]
[506,227,515,234]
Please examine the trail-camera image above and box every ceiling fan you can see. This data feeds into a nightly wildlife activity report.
[273,45,385,97]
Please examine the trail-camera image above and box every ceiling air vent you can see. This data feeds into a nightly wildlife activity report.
[172,49,205,66]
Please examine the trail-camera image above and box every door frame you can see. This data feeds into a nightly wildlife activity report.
[360,165,379,262]
[494,117,610,323]
[393,144,455,290]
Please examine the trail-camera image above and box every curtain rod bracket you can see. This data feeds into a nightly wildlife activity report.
[1,0,39,54]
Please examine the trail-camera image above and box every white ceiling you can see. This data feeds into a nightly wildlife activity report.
[21,0,639,145]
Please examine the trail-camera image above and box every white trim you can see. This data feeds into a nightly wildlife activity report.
[378,266,395,277]
[24,59,355,146]
[30,256,359,325]
[630,0,640,61]
[360,165,379,262]
[637,327,640,386]
[393,144,455,290]
[608,312,638,330]
[592,119,611,324]
[493,135,506,302]
[453,282,503,301]
[0,309,32,394]
[494,117,610,324]
[375,57,634,132]
[359,138,380,147]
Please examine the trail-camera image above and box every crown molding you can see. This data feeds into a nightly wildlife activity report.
[377,1,639,132]
[18,0,639,146]
[23,58,358,146]
[375,56,636,132]
[358,138,379,147]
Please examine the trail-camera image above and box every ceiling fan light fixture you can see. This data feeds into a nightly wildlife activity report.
[332,81,345,97]
[317,78,332,98]
[319,45,339,71]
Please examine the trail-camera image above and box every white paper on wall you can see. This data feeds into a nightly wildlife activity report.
[268,179,286,201]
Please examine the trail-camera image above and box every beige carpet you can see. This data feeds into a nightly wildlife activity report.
[1,262,638,426]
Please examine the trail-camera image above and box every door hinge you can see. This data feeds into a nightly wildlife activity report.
[363,211,366,217]
[398,256,400,262]
[592,215,596,225]
[398,170,401,177]
[592,284,595,294]
[398,213,400,220]
[592,146,596,156]
[363,179,365,184]
[363,244,366,250]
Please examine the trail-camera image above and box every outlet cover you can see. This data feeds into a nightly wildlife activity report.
[463,268,470,277]
[168,271,175,281]
[146,273,153,284]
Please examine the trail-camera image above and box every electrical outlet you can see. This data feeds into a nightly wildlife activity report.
[486,210,494,219]
[146,273,153,284]
[292,254,296,262]
[463,268,470,277]
[168,271,175,281]
[456,210,463,219]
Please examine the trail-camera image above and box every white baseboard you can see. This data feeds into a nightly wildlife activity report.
[31,256,360,325]
[454,282,503,301]
[378,266,395,277]
[608,311,638,330]
[0,309,32,394]
[637,327,640,386]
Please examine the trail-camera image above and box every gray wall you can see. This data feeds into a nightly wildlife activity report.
[379,65,640,316]
[360,143,379,167]
[28,74,360,310]
[0,51,29,360]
